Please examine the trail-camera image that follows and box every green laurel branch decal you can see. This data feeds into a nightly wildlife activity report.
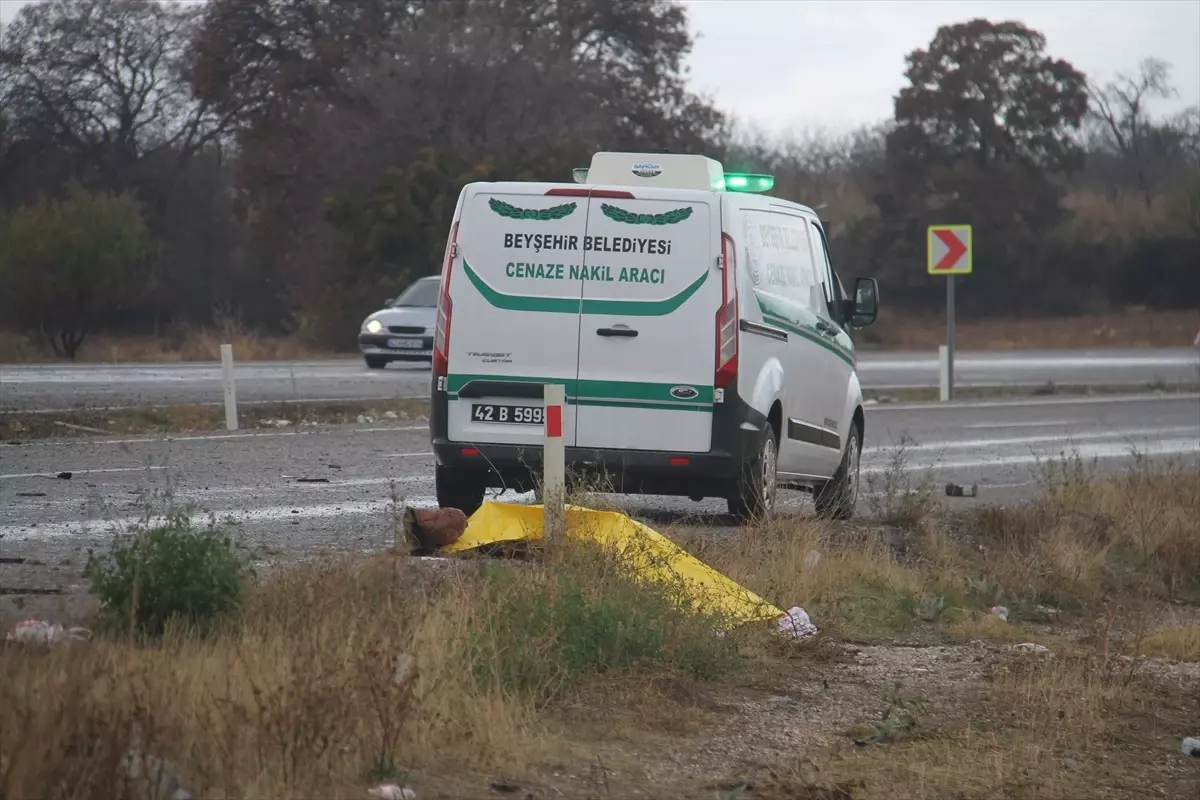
[600,203,694,226]
[488,198,577,221]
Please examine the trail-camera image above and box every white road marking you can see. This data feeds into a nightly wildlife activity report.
[0,490,538,541]
[0,395,424,414]
[0,466,169,480]
[862,437,1198,473]
[868,392,1199,413]
[196,476,434,494]
[963,419,1078,429]
[863,426,1200,454]
[5,425,427,448]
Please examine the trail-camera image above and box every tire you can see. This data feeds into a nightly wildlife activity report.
[435,464,485,516]
[814,425,861,521]
[727,423,779,522]
[365,355,389,369]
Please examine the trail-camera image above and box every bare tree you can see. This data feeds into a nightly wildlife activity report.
[1087,58,1184,206]
[0,0,236,190]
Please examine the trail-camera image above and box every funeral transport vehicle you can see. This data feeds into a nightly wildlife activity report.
[427,151,880,520]
[357,275,440,368]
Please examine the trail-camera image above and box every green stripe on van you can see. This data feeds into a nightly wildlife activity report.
[753,291,856,367]
[572,398,711,412]
[462,260,709,316]
[447,374,714,408]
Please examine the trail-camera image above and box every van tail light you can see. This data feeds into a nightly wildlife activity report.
[433,221,459,377]
[715,233,738,389]
[545,188,635,199]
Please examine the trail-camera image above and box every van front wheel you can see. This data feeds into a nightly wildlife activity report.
[435,464,485,516]
[727,424,778,522]
[814,427,860,520]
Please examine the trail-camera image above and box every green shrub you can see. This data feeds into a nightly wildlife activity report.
[84,512,252,638]
[466,542,743,702]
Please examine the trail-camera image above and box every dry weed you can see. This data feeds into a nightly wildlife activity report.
[0,324,342,365]
[0,556,532,799]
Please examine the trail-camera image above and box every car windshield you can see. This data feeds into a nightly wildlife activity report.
[390,278,439,307]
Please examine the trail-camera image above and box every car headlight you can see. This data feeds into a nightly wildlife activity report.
[365,319,383,334]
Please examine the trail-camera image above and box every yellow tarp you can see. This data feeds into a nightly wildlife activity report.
[443,501,784,626]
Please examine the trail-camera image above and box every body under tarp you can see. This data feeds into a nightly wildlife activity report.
[443,502,784,626]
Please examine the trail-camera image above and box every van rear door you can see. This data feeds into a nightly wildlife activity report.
[444,184,585,447]
[573,189,721,453]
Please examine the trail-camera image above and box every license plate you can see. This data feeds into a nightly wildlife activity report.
[471,403,544,425]
[386,338,423,349]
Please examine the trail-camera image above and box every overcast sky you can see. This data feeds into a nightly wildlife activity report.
[684,0,1200,136]
[3,0,1198,137]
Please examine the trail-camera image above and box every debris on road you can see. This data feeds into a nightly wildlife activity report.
[777,606,819,638]
[52,420,110,435]
[945,482,978,497]
[0,556,27,564]
[1183,736,1200,756]
[489,780,521,793]
[57,471,72,480]
[119,749,193,800]
[369,784,416,800]
[15,492,47,497]
[294,477,331,483]
[6,619,91,645]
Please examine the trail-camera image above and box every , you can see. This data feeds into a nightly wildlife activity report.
[356,275,440,369]
[427,150,881,522]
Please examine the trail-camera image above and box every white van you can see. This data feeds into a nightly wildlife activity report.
[428,152,880,520]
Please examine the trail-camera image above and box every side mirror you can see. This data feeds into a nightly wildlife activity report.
[849,277,879,328]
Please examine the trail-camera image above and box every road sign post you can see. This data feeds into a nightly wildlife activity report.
[927,225,972,402]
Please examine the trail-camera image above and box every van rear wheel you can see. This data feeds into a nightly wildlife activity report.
[727,424,778,523]
[814,426,860,520]
[435,464,485,516]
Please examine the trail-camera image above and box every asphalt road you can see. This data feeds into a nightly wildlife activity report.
[1,394,1196,572]
[2,348,1198,411]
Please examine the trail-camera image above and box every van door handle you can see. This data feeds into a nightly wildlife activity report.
[597,326,638,338]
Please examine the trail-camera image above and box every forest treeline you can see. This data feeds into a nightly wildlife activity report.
[1,0,1196,357]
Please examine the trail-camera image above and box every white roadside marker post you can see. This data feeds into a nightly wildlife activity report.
[938,344,951,403]
[220,343,239,431]
[543,384,566,543]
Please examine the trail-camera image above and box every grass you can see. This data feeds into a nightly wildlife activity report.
[0,399,429,441]
[856,307,1199,351]
[0,326,345,364]
[3,306,1198,365]
[1,458,1198,798]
